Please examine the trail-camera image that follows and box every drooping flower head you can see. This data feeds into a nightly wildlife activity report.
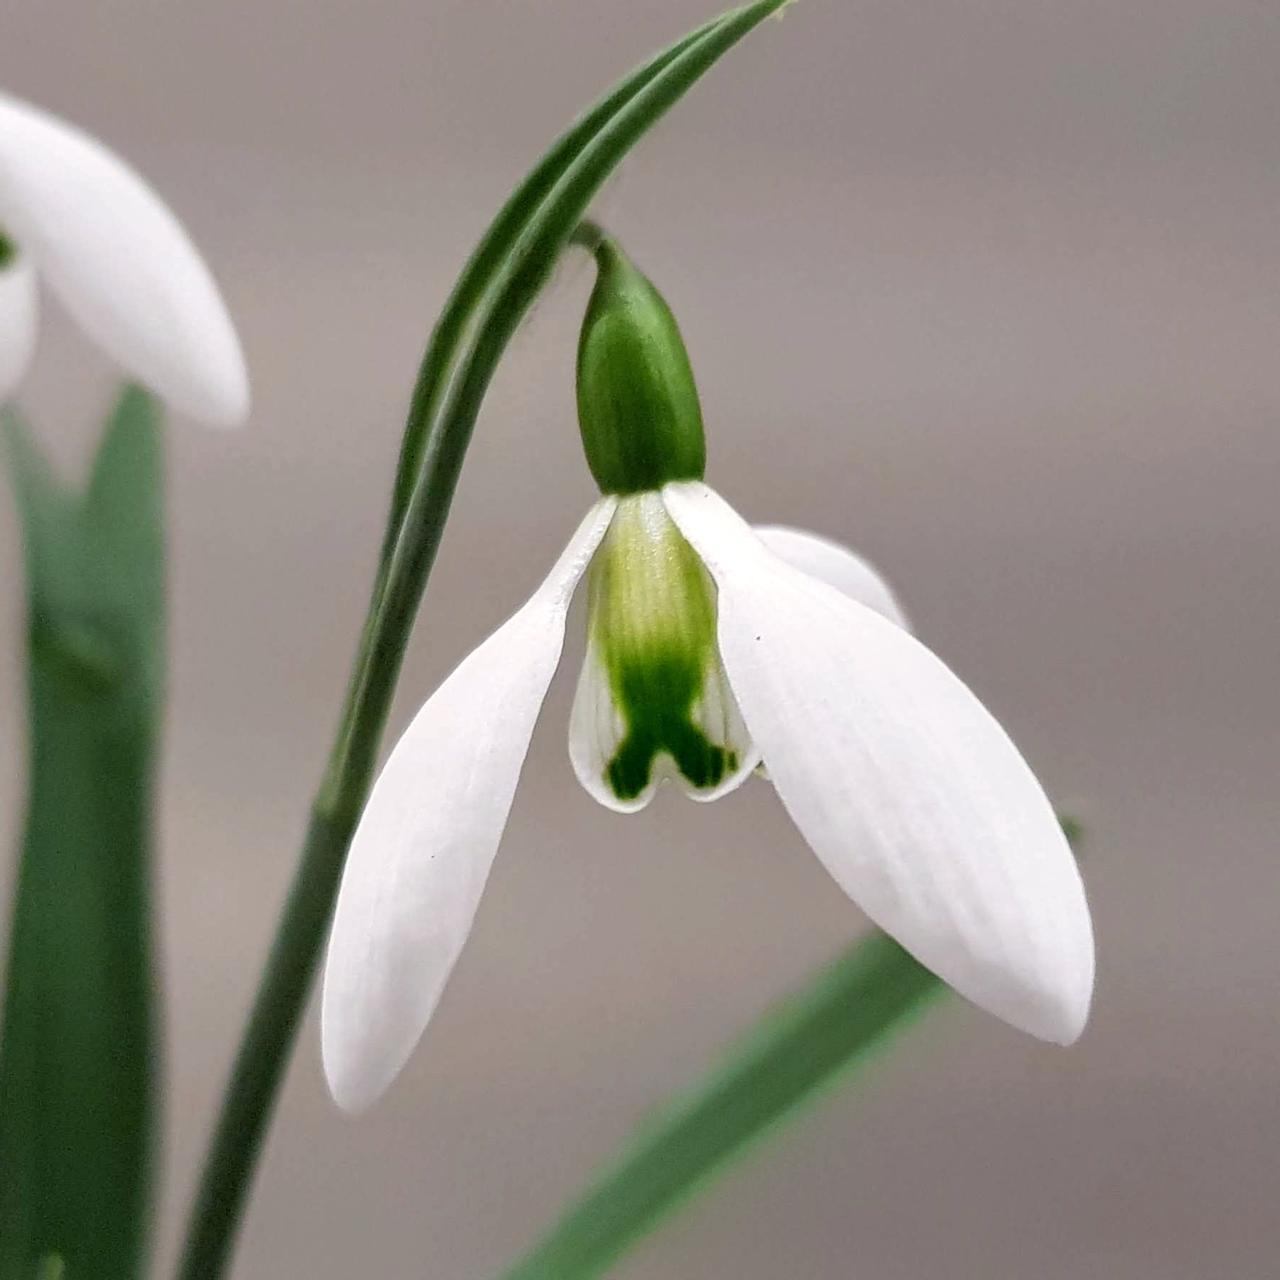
[0,91,248,424]
[321,229,1094,1112]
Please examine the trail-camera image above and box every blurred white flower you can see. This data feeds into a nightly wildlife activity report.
[321,484,1094,1112]
[0,91,248,423]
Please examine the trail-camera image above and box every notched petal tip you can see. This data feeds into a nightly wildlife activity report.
[569,633,760,813]
[0,92,250,425]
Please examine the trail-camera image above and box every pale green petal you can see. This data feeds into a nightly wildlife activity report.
[569,492,757,810]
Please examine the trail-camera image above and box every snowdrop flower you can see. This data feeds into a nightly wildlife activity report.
[0,91,247,423]
[322,233,1094,1111]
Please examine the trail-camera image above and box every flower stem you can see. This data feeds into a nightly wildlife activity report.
[568,219,609,254]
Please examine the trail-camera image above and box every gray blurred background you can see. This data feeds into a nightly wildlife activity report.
[2,1,1278,1276]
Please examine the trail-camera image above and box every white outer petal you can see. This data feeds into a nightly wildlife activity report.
[0,254,37,401]
[754,525,910,631]
[664,481,1094,1045]
[322,499,616,1111]
[0,93,248,425]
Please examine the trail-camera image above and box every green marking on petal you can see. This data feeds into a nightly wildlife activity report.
[588,492,737,801]
[0,230,16,270]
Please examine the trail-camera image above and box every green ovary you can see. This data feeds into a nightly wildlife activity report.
[590,493,736,802]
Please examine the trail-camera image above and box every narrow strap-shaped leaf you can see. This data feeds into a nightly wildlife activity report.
[497,934,939,1280]
[179,7,797,1278]
[496,819,1083,1280]
[0,388,164,1280]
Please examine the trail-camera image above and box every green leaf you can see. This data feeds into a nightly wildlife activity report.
[180,9,799,1279]
[496,818,1084,1280]
[0,387,164,1280]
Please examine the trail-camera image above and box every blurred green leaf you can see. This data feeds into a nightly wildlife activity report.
[499,934,940,1280]
[498,818,1083,1280]
[0,387,164,1280]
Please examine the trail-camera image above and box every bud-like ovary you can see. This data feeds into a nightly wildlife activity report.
[576,238,706,495]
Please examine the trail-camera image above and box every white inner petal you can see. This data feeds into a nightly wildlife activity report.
[568,492,758,812]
